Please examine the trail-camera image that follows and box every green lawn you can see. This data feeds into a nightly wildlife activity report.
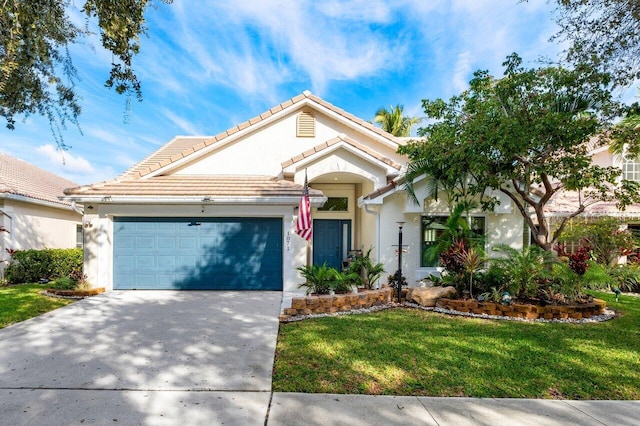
[0,284,75,329]
[273,291,640,399]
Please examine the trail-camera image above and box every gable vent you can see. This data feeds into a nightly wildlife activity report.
[297,111,315,137]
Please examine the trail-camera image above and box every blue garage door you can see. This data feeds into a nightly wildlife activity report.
[113,217,282,290]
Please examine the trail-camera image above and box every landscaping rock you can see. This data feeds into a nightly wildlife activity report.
[410,286,457,307]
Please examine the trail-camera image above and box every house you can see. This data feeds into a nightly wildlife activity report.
[0,153,83,266]
[544,145,640,256]
[63,91,524,307]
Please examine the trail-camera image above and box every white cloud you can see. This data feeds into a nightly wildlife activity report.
[36,144,95,175]
[453,51,473,92]
[138,0,406,100]
[32,144,115,184]
[161,109,201,135]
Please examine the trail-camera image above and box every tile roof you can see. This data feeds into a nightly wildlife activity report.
[281,135,403,170]
[115,91,401,181]
[362,180,399,201]
[544,190,640,218]
[64,175,324,200]
[0,153,78,207]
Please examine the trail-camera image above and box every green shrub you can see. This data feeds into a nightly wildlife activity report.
[297,263,335,295]
[50,277,78,290]
[559,217,639,266]
[331,270,359,294]
[474,263,509,294]
[581,261,614,290]
[346,247,385,289]
[547,262,583,302]
[4,249,82,284]
[491,245,556,299]
[608,264,640,292]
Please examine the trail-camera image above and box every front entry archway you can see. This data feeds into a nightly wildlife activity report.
[313,219,351,270]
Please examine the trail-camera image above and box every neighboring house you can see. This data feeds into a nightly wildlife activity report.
[61,91,637,309]
[0,153,83,266]
[544,145,640,254]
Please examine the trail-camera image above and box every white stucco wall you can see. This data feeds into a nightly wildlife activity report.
[172,107,405,177]
[0,199,81,264]
[374,184,524,287]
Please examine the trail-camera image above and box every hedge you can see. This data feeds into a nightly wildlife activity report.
[4,248,83,284]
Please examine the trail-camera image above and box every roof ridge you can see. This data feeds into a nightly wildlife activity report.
[280,134,402,170]
[98,91,401,184]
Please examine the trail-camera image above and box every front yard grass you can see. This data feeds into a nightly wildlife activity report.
[273,291,640,399]
[0,284,75,329]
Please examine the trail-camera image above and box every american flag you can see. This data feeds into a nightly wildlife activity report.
[295,174,312,241]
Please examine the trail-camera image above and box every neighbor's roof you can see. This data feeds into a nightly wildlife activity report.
[545,190,640,218]
[115,91,401,181]
[0,153,78,207]
[64,175,324,200]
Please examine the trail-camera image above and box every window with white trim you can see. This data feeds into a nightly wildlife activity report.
[421,215,485,267]
[622,156,640,181]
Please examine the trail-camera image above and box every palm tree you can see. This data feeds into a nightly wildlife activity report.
[373,105,421,137]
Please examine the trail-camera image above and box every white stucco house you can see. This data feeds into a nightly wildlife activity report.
[63,91,525,302]
[0,153,83,267]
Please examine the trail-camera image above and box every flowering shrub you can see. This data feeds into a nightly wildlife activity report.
[568,246,592,276]
[439,239,469,275]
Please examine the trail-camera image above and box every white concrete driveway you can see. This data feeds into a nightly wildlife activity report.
[0,290,281,425]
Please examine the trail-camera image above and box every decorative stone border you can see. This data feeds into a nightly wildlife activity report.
[436,298,607,320]
[43,287,106,299]
[279,287,393,322]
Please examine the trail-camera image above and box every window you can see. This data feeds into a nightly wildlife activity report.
[421,215,485,267]
[628,224,640,239]
[76,224,83,249]
[622,156,640,181]
[318,197,348,212]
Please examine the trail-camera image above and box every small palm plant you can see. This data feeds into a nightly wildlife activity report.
[296,263,335,295]
[332,270,360,294]
[347,247,385,289]
[492,245,556,299]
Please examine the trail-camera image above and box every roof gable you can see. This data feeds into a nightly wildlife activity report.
[0,153,78,207]
[117,91,402,182]
[281,135,402,172]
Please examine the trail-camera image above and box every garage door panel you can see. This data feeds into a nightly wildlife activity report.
[179,237,197,249]
[136,237,156,249]
[136,255,156,268]
[157,237,177,249]
[114,217,282,290]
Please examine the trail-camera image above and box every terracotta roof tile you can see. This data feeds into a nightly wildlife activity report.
[302,148,316,158]
[110,92,402,183]
[362,181,398,201]
[281,135,403,170]
[545,190,640,217]
[64,176,324,200]
[0,153,79,207]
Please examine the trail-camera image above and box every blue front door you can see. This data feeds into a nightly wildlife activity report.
[313,219,351,270]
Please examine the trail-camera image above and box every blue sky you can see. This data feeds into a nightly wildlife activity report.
[0,0,608,185]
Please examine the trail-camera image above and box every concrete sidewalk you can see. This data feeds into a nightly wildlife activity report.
[267,393,640,426]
